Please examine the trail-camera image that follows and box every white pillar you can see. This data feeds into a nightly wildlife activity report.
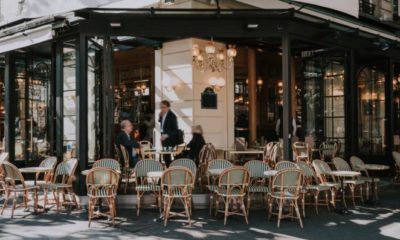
[154,38,234,150]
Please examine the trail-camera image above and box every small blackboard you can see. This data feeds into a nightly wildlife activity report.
[201,87,217,109]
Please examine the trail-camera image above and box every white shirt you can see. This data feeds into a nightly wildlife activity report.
[161,111,168,133]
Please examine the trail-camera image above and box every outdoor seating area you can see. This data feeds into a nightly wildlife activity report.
[0,141,397,231]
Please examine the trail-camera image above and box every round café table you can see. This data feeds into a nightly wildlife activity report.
[19,167,53,214]
[363,164,390,204]
[329,170,361,215]
[19,167,53,185]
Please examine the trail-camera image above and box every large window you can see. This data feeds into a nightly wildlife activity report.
[62,40,77,159]
[393,63,400,151]
[296,51,346,155]
[14,54,51,162]
[357,66,386,155]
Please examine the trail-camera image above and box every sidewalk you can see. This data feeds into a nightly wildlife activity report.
[0,185,399,240]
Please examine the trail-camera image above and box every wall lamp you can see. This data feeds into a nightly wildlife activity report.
[209,77,225,92]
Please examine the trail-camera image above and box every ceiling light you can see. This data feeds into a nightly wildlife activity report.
[110,22,122,28]
[247,23,259,29]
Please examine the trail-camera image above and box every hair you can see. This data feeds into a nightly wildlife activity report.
[120,120,133,130]
[192,125,203,135]
[160,100,170,107]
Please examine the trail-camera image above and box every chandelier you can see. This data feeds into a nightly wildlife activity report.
[192,39,237,72]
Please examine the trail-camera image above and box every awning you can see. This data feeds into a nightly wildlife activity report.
[238,0,400,42]
[0,24,53,54]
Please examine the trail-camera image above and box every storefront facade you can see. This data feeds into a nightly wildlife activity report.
[1,0,400,193]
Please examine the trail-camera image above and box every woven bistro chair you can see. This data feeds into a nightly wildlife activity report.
[243,160,270,215]
[206,159,233,215]
[392,152,400,184]
[93,158,120,171]
[198,143,217,187]
[40,158,79,212]
[174,143,187,158]
[139,140,153,160]
[332,157,364,205]
[350,156,378,199]
[214,166,250,225]
[86,167,120,227]
[161,167,195,226]
[312,159,338,208]
[170,158,197,177]
[319,141,337,162]
[275,161,299,171]
[297,161,331,217]
[120,145,136,194]
[268,169,304,228]
[292,142,311,164]
[134,159,163,216]
[1,161,39,218]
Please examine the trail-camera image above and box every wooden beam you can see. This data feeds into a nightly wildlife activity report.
[248,48,257,143]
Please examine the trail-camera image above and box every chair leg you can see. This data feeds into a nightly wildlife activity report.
[224,197,229,226]
[241,197,248,224]
[359,186,364,204]
[136,193,141,216]
[350,185,355,206]
[325,191,330,212]
[55,190,60,213]
[294,200,303,228]
[209,193,214,216]
[88,197,92,227]
[164,198,172,227]
[247,194,251,217]
[215,195,220,217]
[302,193,306,218]
[43,189,48,210]
[23,190,28,209]
[268,197,273,221]
[331,189,336,208]
[315,191,319,215]
[124,178,128,194]
[1,191,9,215]
[34,189,38,211]
[277,198,283,228]
[365,183,370,200]
[11,192,17,219]
[184,197,191,226]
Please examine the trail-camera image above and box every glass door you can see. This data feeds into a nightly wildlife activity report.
[14,54,52,162]
[357,66,387,156]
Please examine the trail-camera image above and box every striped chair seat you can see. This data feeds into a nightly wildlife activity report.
[11,184,39,191]
[41,183,72,190]
[136,184,161,192]
[24,180,48,186]
[162,188,191,198]
[248,185,269,193]
[360,176,380,183]
[87,187,116,198]
[215,187,245,197]
[305,184,331,191]
[269,191,296,199]
[344,179,365,185]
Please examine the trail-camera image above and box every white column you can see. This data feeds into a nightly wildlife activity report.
[154,38,234,149]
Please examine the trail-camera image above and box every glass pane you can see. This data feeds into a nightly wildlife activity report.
[63,40,77,159]
[358,66,386,155]
[393,64,400,151]
[87,39,102,163]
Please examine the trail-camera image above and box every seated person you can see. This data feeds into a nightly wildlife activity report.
[184,125,206,164]
[115,120,140,168]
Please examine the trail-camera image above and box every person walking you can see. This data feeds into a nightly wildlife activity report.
[159,100,179,167]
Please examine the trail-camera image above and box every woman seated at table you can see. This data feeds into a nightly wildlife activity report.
[178,125,205,165]
[115,120,140,168]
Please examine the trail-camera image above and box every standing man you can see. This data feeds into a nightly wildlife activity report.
[159,100,178,167]
[115,120,140,168]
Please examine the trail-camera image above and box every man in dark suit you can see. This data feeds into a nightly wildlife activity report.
[159,100,179,167]
[115,120,140,168]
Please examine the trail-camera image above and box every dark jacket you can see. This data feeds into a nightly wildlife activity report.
[115,131,140,163]
[159,110,179,147]
[187,133,206,161]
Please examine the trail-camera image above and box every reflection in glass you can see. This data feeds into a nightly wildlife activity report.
[357,67,386,155]
[14,55,51,162]
[296,52,345,155]
[63,40,77,159]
